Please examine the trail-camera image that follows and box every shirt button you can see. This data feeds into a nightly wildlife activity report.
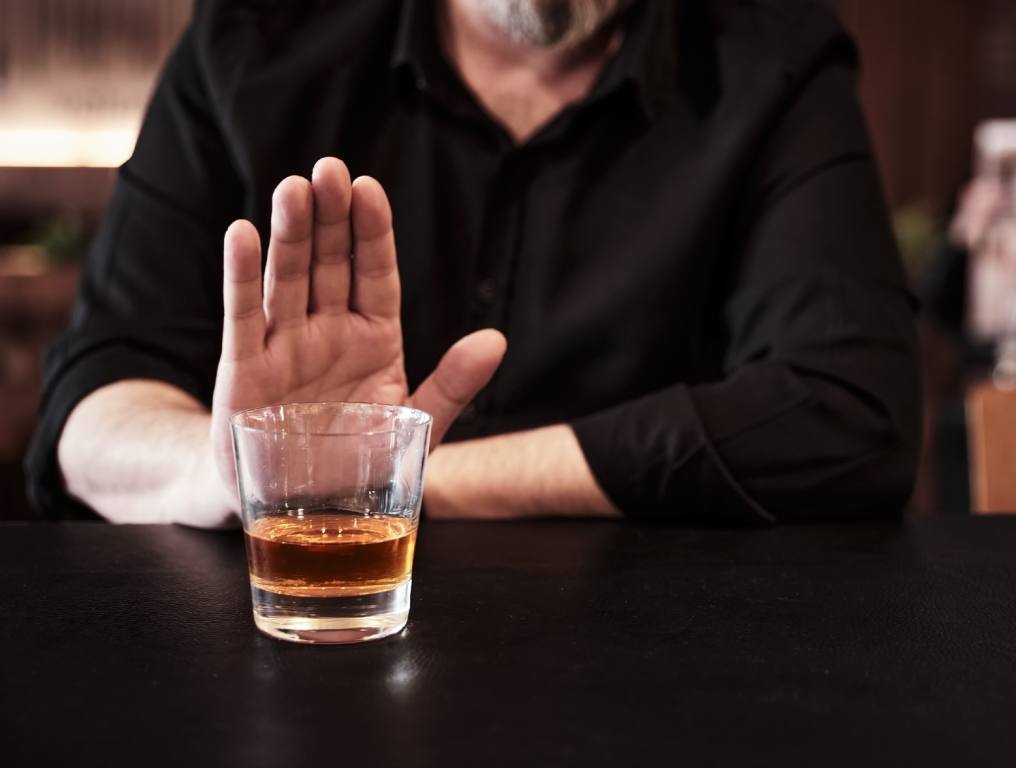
[474,278,498,305]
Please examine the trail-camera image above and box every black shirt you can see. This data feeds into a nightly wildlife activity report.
[26,0,921,523]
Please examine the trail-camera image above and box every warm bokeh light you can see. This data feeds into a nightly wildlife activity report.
[0,0,191,169]
[0,125,138,168]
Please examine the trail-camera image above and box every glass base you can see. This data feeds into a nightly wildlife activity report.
[251,580,411,644]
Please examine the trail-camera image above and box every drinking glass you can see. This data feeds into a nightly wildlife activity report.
[231,402,431,644]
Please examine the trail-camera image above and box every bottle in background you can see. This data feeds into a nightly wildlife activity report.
[973,154,1016,388]
[968,127,1016,344]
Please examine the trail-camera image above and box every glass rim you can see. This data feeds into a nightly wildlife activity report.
[229,401,432,437]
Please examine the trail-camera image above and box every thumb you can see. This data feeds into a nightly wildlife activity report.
[409,329,507,446]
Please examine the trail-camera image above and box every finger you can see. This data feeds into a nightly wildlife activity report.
[222,220,265,362]
[264,176,313,330]
[409,329,507,446]
[310,157,353,314]
[350,176,400,320]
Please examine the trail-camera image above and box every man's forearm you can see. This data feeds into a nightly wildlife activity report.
[58,380,236,526]
[423,424,620,519]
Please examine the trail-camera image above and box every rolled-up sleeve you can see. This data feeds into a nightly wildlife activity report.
[572,47,921,524]
[25,23,241,519]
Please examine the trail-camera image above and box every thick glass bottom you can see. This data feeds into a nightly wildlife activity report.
[250,579,411,644]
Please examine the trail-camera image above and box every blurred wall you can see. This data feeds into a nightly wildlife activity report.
[837,0,1016,214]
[836,0,1016,517]
[0,0,190,219]
[0,1,190,519]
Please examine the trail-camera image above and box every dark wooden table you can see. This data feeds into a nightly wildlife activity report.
[4,517,1016,766]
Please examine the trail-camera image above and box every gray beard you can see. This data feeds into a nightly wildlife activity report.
[474,0,634,48]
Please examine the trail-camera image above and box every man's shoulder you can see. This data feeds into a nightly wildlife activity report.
[708,0,858,80]
[193,0,398,22]
[189,0,402,60]
[183,0,403,96]
[664,0,858,117]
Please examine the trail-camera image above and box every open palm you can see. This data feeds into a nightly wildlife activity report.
[210,158,506,494]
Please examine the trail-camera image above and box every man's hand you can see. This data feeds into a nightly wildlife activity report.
[211,157,506,504]
[56,158,612,526]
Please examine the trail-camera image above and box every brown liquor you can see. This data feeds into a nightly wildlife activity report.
[244,511,417,598]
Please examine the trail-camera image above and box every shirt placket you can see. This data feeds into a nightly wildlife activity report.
[458,148,532,428]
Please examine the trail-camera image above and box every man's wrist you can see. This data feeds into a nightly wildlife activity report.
[420,426,621,520]
[422,445,461,518]
[168,429,240,528]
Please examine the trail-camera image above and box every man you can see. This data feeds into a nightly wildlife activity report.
[27,0,921,525]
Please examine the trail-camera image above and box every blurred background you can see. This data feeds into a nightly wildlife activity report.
[1,0,1014,520]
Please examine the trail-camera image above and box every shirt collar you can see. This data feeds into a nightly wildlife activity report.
[389,0,681,123]
[587,0,681,121]
[390,0,430,87]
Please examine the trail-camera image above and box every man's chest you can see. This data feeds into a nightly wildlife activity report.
[236,93,749,424]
